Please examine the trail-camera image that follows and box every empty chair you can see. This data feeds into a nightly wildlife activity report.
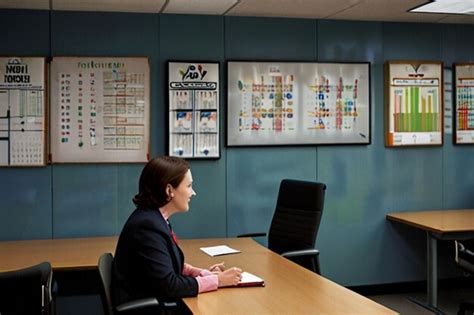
[0,261,54,315]
[98,253,177,315]
[239,179,326,274]
[455,240,474,315]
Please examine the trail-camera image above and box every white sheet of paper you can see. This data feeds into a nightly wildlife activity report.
[240,271,264,284]
[200,245,241,256]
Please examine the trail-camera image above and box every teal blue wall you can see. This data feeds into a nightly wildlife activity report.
[0,10,52,240]
[1,9,474,288]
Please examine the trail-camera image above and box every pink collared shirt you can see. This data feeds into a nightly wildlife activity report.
[160,208,218,292]
[183,263,219,292]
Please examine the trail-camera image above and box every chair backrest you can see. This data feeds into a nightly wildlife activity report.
[268,179,326,255]
[0,261,53,315]
[98,253,115,315]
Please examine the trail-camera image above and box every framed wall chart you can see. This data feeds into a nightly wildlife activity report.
[50,57,150,163]
[0,57,47,166]
[385,60,443,147]
[168,62,219,158]
[454,63,474,144]
[227,61,370,146]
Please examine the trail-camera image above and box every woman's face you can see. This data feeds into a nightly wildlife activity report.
[168,169,196,212]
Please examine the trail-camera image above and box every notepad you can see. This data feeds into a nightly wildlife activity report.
[237,271,265,287]
[200,245,241,256]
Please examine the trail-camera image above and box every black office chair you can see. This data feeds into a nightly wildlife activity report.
[0,261,54,315]
[239,179,326,274]
[455,240,474,315]
[98,253,178,315]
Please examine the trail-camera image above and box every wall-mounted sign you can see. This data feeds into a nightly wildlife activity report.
[0,57,47,166]
[454,63,474,144]
[50,57,150,163]
[168,62,220,159]
[385,61,443,147]
[227,61,370,146]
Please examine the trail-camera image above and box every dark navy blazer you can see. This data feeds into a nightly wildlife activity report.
[112,207,198,305]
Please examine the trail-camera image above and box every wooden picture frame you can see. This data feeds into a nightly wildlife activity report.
[385,60,443,147]
[454,63,474,144]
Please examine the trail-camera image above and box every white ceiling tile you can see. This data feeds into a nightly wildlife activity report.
[0,0,49,10]
[52,0,166,13]
[0,0,473,24]
[226,0,360,19]
[328,0,445,23]
[163,0,238,15]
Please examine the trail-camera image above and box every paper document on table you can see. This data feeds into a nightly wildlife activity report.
[238,271,265,287]
[200,245,241,256]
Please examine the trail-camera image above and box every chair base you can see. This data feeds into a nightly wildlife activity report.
[459,301,474,315]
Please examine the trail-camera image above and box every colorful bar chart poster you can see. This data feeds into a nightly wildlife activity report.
[50,57,150,163]
[454,63,474,144]
[385,61,443,147]
[168,62,219,158]
[0,57,46,166]
[227,62,370,146]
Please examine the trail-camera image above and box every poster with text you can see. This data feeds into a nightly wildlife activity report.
[50,57,150,163]
[0,57,46,166]
[385,61,443,147]
[168,62,219,158]
[227,61,370,146]
[454,63,474,144]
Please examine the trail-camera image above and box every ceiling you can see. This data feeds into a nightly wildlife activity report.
[1,0,474,24]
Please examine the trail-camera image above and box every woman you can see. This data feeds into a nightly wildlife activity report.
[113,156,242,308]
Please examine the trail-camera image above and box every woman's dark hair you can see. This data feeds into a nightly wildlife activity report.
[133,156,190,209]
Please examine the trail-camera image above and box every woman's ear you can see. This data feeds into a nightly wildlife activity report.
[166,184,174,199]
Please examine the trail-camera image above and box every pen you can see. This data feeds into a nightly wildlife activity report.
[210,262,225,272]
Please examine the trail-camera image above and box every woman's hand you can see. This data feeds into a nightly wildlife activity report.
[209,262,225,272]
[217,267,242,287]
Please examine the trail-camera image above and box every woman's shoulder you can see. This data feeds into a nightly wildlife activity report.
[126,208,167,230]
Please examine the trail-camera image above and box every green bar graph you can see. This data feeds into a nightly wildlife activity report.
[393,86,440,132]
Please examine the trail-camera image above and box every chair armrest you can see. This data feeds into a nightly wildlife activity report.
[237,232,267,238]
[455,241,474,269]
[281,249,319,259]
[116,297,168,313]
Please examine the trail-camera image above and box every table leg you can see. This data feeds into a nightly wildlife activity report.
[408,232,444,314]
[427,232,437,308]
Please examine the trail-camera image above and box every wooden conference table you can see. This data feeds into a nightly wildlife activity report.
[0,236,396,314]
[0,236,118,271]
[387,209,474,313]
